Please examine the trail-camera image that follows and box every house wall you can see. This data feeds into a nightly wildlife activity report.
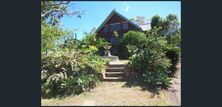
[97,14,140,41]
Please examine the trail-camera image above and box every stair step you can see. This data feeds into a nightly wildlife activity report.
[109,61,128,65]
[103,77,124,81]
[106,66,125,70]
[105,72,124,77]
[106,69,125,72]
[108,64,125,67]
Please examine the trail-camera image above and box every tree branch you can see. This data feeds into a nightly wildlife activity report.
[41,7,81,18]
[41,7,64,17]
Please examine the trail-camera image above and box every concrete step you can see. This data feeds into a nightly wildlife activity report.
[105,72,124,77]
[108,64,125,67]
[108,60,129,65]
[106,67,125,72]
[103,76,124,81]
[106,66,125,70]
[108,62,125,66]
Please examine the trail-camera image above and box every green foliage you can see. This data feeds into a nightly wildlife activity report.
[41,1,103,98]
[122,31,147,48]
[61,38,80,50]
[41,22,69,53]
[151,14,180,36]
[126,45,138,56]
[128,29,172,87]
[122,31,147,58]
[41,45,109,98]
[42,73,70,97]
[96,37,107,48]
[41,49,82,75]
[151,15,163,29]
[151,14,181,76]
[41,1,83,53]
[81,45,99,54]
[82,33,106,49]
[167,31,181,48]
[41,73,100,97]
[76,74,100,92]
[165,31,181,76]
[80,53,109,73]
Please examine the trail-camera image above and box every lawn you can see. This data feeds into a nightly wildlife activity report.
[42,81,175,106]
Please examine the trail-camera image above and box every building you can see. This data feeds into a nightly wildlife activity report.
[96,10,151,44]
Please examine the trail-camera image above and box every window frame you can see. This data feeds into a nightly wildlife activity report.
[103,25,109,33]
[110,22,121,31]
[122,21,128,30]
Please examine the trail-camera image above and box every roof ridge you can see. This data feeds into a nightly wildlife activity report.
[96,10,142,33]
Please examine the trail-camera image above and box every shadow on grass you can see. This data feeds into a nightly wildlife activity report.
[42,83,98,100]
[123,75,176,98]
[124,80,157,91]
[41,90,82,100]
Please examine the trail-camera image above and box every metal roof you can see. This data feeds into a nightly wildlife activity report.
[139,23,151,31]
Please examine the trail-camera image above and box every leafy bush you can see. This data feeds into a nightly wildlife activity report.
[126,45,138,56]
[122,30,147,49]
[128,30,172,87]
[42,73,71,97]
[41,49,82,76]
[41,22,71,53]
[41,46,109,98]
[80,54,109,73]
[81,33,106,49]
[41,73,99,97]
[165,31,181,76]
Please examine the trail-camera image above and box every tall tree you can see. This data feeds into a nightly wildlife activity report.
[165,14,180,35]
[151,15,163,29]
[151,14,180,36]
[130,16,148,25]
[41,1,83,53]
[41,1,83,25]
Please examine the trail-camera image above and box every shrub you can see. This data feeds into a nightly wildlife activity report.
[122,30,147,50]
[166,31,181,76]
[81,33,106,49]
[41,49,82,76]
[129,30,172,87]
[41,46,108,98]
[80,54,109,73]
[42,73,68,97]
[122,31,147,58]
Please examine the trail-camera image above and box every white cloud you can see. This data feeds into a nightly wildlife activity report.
[125,5,130,12]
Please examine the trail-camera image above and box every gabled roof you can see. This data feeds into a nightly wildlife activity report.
[96,10,143,33]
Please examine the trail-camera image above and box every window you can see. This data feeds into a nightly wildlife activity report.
[103,25,109,33]
[111,36,115,44]
[110,23,121,31]
[123,22,128,30]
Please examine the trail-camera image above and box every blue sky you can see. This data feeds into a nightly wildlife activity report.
[61,1,181,40]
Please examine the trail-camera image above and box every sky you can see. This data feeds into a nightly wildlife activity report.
[60,1,181,40]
